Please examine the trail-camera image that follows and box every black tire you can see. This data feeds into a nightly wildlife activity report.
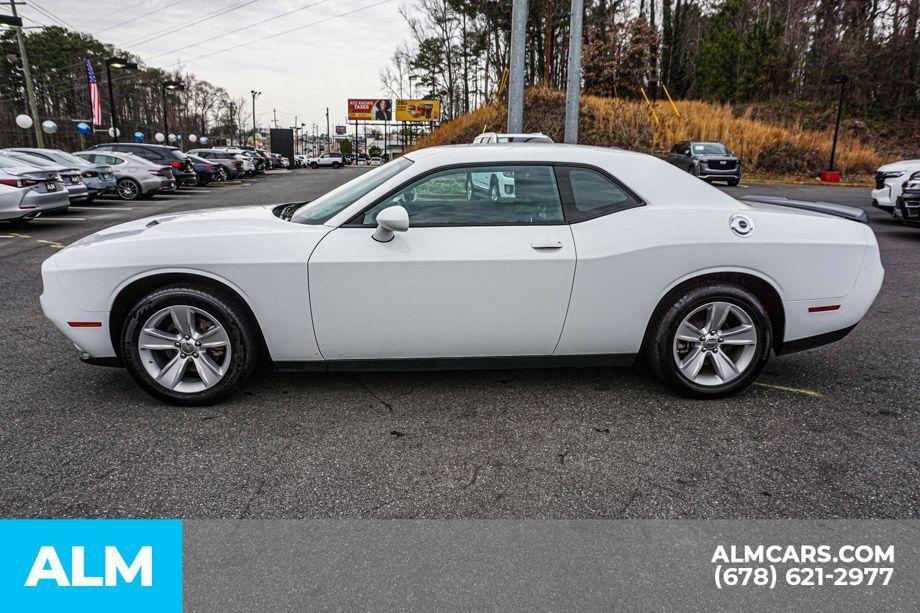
[489,177,499,201]
[310,162,318,169]
[116,178,142,201]
[216,167,229,182]
[121,284,259,406]
[332,162,340,169]
[727,178,740,186]
[645,283,772,399]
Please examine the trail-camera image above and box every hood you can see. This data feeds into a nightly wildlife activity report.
[878,159,920,172]
[694,153,737,160]
[66,204,310,250]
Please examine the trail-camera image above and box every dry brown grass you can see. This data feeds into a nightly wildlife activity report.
[411,87,883,176]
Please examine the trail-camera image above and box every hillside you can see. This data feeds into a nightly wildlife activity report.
[411,88,886,178]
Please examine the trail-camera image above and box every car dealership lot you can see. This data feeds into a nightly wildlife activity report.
[1,170,917,519]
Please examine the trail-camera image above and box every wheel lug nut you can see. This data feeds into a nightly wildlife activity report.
[195,341,201,346]
[702,347,708,352]
[718,337,723,342]
[699,336,706,341]
[174,342,180,347]
[184,335,190,340]
[193,352,199,358]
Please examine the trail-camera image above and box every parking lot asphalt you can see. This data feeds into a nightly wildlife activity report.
[1,170,917,519]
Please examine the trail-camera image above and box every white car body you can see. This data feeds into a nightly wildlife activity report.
[473,132,554,144]
[41,145,883,398]
[872,159,920,211]
[308,154,344,168]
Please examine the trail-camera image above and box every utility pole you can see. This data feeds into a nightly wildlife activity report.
[507,0,528,133]
[272,108,278,129]
[250,90,260,145]
[294,115,298,154]
[325,107,330,154]
[543,0,553,85]
[564,0,584,144]
[6,0,42,146]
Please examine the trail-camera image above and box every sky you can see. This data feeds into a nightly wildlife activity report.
[23,0,412,129]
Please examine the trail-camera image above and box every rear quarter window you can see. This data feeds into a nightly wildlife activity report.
[558,167,642,222]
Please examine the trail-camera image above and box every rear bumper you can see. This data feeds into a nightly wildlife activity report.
[780,228,883,350]
[0,189,71,220]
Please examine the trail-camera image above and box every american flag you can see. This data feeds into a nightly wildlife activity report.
[85,59,102,126]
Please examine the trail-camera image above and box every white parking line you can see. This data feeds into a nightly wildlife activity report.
[32,217,87,221]
[0,234,14,238]
[70,206,134,211]
[189,189,211,193]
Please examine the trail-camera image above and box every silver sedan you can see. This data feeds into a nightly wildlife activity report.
[5,148,116,201]
[0,150,89,203]
[0,154,69,222]
[74,151,175,200]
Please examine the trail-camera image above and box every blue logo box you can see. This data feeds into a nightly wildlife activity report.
[0,519,182,613]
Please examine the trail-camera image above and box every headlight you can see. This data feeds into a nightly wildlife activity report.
[881,170,905,179]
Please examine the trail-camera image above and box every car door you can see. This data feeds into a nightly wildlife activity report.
[308,164,576,360]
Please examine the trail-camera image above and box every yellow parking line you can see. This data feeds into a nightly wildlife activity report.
[8,232,30,238]
[36,239,65,249]
[754,382,823,398]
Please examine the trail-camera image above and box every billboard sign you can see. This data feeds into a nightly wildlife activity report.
[396,99,442,122]
[347,99,392,121]
[335,124,347,135]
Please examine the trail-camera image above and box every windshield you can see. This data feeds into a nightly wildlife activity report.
[0,154,28,169]
[291,157,413,224]
[7,152,56,167]
[692,143,730,155]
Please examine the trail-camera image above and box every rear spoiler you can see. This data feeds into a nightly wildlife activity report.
[740,195,869,224]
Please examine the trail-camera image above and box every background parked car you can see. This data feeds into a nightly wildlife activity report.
[872,159,920,212]
[188,149,246,180]
[666,141,741,186]
[0,153,69,221]
[186,154,219,186]
[895,171,920,228]
[1,149,89,202]
[308,152,345,168]
[90,143,198,188]
[472,132,554,144]
[74,151,174,200]
[5,147,115,201]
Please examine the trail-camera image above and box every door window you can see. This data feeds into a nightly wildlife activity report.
[358,165,564,226]
[559,167,640,221]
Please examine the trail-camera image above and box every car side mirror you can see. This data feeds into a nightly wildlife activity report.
[372,205,409,243]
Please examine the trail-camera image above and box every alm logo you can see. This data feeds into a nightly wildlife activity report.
[25,546,153,587]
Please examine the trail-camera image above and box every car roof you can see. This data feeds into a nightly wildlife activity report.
[95,142,180,151]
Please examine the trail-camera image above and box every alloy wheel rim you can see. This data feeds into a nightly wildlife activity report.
[490,183,498,201]
[138,305,232,394]
[119,181,138,199]
[672,301,758,386]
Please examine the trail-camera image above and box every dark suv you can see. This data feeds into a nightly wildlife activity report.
[90,143,198,187]
[666,141,741,185]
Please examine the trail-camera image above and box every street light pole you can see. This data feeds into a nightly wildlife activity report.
[828,74,848,173]
[250,90,260,145]
[105,58,138,143]
[5,1,42,146]
[507,0,529,132]
[162,80,183,140]
[564,0,584,144]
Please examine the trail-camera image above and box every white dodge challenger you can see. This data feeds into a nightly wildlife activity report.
[41,145,883,405]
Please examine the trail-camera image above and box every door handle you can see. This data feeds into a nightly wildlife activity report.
[531,239,563,250]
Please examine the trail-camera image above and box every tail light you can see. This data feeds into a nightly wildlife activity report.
[205,164,216,170]
[233,161,242,168]
[0,178,39,188]
[169,161,181,168]
[149,169,165,176]
[82,170,99,178]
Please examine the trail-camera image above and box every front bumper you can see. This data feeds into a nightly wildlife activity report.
[871,181,899,209]
[40,268,116,360]
[895,194,920,227]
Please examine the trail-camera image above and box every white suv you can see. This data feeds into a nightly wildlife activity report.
[872,159,920,212]
[472,132,553,144]
[308,153,344,169]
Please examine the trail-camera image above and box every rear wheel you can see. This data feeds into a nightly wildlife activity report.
[310,162,318,169]
[646,284,772,399]
[332,162,341,169]
[121,284,259,405]
[116,178,142,201]
[216,167,229,181]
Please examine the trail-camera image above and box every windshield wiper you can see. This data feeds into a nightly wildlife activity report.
[279,202,303,221]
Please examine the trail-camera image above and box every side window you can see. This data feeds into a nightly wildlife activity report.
[95,145,114,151]
[559,167,641,222]
[358,165,564,226]
[106,155,125,165]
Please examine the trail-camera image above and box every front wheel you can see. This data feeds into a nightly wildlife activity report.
[121,284,259,405]
[727,178,740,186]
[646,284,772,399]
[310,162,318,169]
[332,162,340,169]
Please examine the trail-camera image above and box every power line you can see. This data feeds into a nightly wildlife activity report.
[119,0,261,49]
[144,0,333,61]
[93,0,186,35]
[27,0,80,31]
[156,0,393,68]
